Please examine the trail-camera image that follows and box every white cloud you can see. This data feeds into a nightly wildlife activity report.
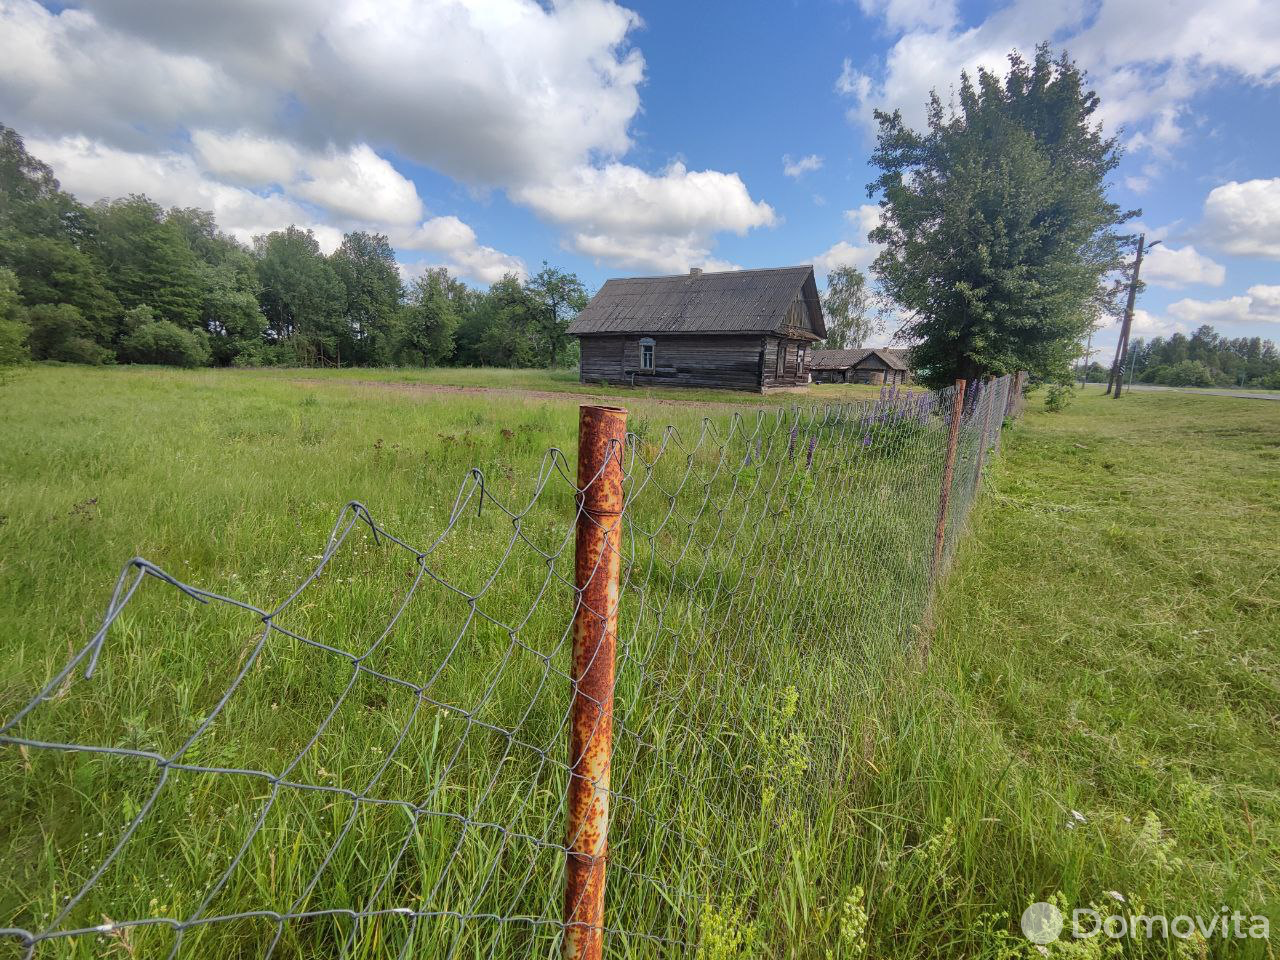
[292,144,423,226]
[858,0,957,31]
[844,204,883,241]
[813,240,878,276]
[1129,307,1187,338]
[839,0,1280,185]
[1,0,644,188]
[1140,244,1225,289]
[395,216,527,284]
[782,153,823,178]
[835,58,872,99]
[194,132,424,225]
[2,0,771,274]
[1168,285,1280,326]
[27,135,331,248]
[191,130,300,187]
[514,161,775,273]
[812,204,885,278]
[1202,178,1280,259]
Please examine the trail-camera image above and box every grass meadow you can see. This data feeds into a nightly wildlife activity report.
[0,366,1276,958]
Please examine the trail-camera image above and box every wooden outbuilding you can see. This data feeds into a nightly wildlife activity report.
[808,348,910,385]
[568,266,826,392]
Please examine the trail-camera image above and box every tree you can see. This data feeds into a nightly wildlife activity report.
[118,306,212,367]
[0,267,29,366]
[399,268,460,366]
[166,206,266,365]
[254,227,346,364]
[330,231,404,366]
[24,303,112,364]
[90,196,204,328]
[526,262,588,367]
[867,45,1135,387]
[820,265,879,349]
[0,125,121,339]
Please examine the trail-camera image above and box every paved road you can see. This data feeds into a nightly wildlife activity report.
[1084,383,1280,401]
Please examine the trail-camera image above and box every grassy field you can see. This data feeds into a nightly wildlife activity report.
[0,366,1276,958]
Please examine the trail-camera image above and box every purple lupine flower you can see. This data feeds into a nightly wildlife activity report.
[861,434,873,448]
[788,424,798,461]
[806,435,817,469]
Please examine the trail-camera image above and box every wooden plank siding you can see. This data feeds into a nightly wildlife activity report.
[579,332,815,392]
[812,356,907,385]
[572,267,826,392]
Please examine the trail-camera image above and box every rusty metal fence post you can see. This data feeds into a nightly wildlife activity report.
[563,404,627,960]
[931,379,966,582]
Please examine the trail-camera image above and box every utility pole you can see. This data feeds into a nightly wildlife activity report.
[1079,328,1094,387]
[1107,234,1159,398]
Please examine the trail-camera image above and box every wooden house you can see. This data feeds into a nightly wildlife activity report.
[808,348,910,385]
[568,266,826,392]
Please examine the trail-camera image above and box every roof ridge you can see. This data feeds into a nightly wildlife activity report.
[599,264,813,283]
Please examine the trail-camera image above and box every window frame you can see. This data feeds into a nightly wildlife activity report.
[639,336,656,372]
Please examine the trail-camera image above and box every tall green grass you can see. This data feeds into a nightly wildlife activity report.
[1,368,1275,958]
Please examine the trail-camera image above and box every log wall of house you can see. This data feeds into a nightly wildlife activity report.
[579,334,771,391]
[760,336,811,389]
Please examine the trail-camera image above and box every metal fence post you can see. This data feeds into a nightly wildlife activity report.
[971,376,995,494]
[931,379,966,582]
[564,404,627,960]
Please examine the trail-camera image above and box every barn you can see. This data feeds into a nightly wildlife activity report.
[568,266,826,392]
[808,348,910,385]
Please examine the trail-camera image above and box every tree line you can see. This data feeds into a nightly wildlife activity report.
[1081,325,1280,388]
[0,125,587,370]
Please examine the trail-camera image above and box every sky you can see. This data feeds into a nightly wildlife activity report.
[2,0,1278,360]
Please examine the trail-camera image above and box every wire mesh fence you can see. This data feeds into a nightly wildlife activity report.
[2,374,1022,959]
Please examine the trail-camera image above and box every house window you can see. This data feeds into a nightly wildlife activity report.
[775,340,786,377]
[639,337,655,372]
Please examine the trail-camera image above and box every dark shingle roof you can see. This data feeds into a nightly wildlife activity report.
[568,266,825,338]
[809,347,910,371]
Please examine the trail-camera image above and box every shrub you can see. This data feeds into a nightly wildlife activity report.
[1159,360,1215,388]
[0,268,29,367]
[119,319,211,367]
[1044,383,1074,412]
[25,303,112,364]
[0,315,28,367]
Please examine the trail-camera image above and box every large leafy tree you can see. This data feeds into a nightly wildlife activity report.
[399,267,461,366]
[526,262,587,367]
[868,45,1135,386]
[330,231,403,365]
[0,125,121,340]
[254,227,346,363]
[820,265,880,350]
[166,206,265,364]
[90,195,205,328]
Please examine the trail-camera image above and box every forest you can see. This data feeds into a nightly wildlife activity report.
[1081,325,1280,388]
[0,125,587,371]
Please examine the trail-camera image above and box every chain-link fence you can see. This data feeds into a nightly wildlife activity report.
[2,374,1020,959]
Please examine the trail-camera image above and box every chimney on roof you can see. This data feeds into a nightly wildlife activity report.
[689,267,703,277]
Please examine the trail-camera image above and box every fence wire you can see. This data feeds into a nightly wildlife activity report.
[2,374,1022,959]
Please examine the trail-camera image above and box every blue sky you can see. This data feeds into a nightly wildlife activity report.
[3,0,1278,359]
